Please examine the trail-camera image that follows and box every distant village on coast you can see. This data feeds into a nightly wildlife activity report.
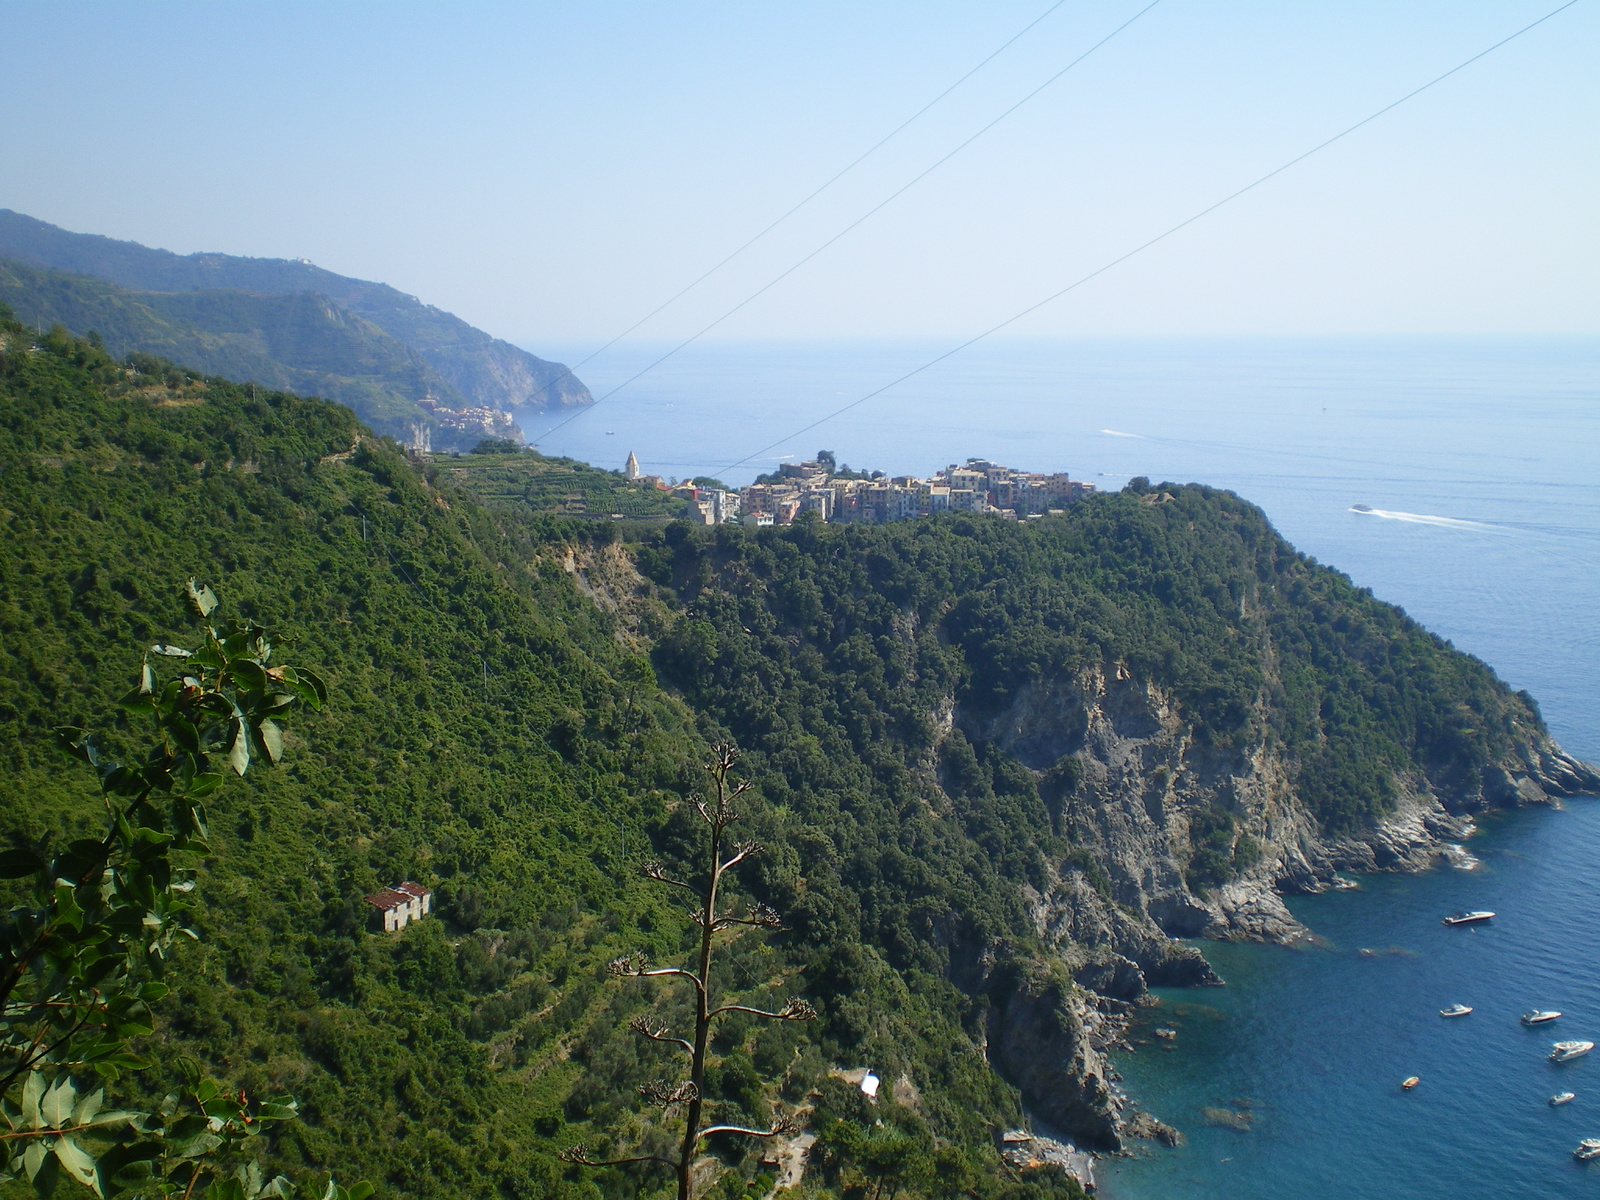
[622,449,1096,526]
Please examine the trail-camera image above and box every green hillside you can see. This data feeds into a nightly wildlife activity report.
[435,445,687,521]
[0,209,591,414]
[0,319,1080,1199]
[0,257,473,443]
[643,488,1540,844]
[1,316,1581,1200]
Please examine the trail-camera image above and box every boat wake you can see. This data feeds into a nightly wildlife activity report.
[1100,429,1142,439]
[1349,505,1499,532]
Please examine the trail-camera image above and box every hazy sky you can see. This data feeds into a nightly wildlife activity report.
[2,2,1595,348]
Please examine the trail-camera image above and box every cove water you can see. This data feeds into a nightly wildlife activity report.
[523,336,1600,1196]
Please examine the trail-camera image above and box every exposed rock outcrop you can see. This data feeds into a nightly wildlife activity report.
[963,662,1600,953]
[967,659,1597,1151]
[986,961,1125,1151]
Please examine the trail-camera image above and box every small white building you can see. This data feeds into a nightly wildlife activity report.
[364,881,432,932]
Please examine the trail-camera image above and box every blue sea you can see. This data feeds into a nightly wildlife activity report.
[521,336,1600,1197]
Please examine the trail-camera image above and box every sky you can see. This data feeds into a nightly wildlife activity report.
[1,1,1595,349]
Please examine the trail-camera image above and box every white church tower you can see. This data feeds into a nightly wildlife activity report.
[624,451,641,480]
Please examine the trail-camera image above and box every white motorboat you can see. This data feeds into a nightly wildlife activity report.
[1576,1138,1600,1162]
[1440,1004,1473,1018]
[1523,1010,1563,1026]
[1551,1092,1576,1106]
[1551,1041,1595,1063]
[1442,910,1495,926]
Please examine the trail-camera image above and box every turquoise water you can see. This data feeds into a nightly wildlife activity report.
[523,336,1600,1194]
[1102,801,1600,1199]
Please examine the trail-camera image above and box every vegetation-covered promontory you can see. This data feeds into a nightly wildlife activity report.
[2,315,1593,1197]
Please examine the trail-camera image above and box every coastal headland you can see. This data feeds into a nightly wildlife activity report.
[3,318,1595,1194]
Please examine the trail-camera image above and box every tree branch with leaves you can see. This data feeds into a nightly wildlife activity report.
[0,580,366,1200]
[562,743,813,1200]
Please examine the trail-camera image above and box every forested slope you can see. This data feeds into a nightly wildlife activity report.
[0,257,476,443]
[635,489,1594,968]
[0,319,1083,1199]
[2,315,1591,1199]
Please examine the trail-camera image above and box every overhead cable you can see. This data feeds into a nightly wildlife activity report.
[717,0,1581,477]
[532,0,1164,443]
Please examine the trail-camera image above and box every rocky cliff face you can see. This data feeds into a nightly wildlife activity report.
[965,661,1599,950]
[967,659,1599,1147]
[985,961,1126,1151]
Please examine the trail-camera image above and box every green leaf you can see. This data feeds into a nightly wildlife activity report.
[39,1078,75,1130]
[229,721,251,776]
[168,716,200,755]
[75,1109,141,1130]
[51,1136,97,1190]
[23,1141,52,1191]
[201,1096,240,1119]
[71,1088,102,1128]
[53,881,85,932]
[22,1072,44,1130]
[256,1099,299,1122]
[54,727,94,765]
[238,1161,265,1198]
[97,1142,160,1198]
[0,844,42,878]
[186,579,219,617]
[186,772,225,799]
[346,1184,374,1200]
[287,666,328,709]
[257,718,283,764]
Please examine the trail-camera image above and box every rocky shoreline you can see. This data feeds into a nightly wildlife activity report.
[971,661,1600,1167]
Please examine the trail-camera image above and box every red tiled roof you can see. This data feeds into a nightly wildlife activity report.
[363,881,431,910]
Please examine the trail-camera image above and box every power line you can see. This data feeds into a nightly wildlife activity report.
[717,0,1581,477]
[531,0,1164,445]
[521,0,1072,413]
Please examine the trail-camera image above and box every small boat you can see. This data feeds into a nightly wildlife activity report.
[1351,503,1374,513]
[1551,1041,1595,1063]
[1440,1004,1473,1018]
[1523,1010,1562,1026]
[1551,1092,1576,1106]
[1442,910,1495,925]
[1401,1076,1420,1090]
[1576,1139,1600,1162]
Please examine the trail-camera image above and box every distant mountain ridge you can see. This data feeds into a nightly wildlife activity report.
[0,209,590,447]
[0,258,469,439]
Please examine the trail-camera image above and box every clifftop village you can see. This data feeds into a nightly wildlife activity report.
[624,450,1096,526]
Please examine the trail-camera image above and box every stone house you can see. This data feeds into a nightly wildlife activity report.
[364,881,432,932]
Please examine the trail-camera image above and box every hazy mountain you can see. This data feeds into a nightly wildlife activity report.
[0,208,591,415]
[0,257,485,440]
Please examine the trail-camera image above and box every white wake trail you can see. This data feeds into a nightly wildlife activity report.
[1350,506,1500,532]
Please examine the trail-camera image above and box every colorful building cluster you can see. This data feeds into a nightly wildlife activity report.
[618,452,1095,526]
[414,395,522,446]
[733,457,1094,526]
